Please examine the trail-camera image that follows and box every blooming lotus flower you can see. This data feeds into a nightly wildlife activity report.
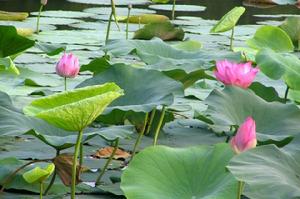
[56,53,80,78]
[41,0,47,5]
[230,117,257,154]
[214,60,259,89]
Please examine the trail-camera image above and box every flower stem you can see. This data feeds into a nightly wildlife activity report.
[126,6,132,40]
[79,143,83,167]
[71,130,84,199]
[64,77,67,91]
[105,12,113,45]
[95,138,120,185]
[36,4,44,34]
[284,86,290,103]
[237,181,244,199]
[131,113,149,159]
[111,0,120,31]
[230,27,235,51]
[153,106,166,146]
[172,0,176,20]
[40,182,43,199]
[44,150,60,195]
[145,108,156,135]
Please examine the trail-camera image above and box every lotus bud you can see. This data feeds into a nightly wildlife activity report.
[214,60,259,89]
[41,0,48,6]
[230,117,257,154]
[128,4,133,9]
[56,53,80,78]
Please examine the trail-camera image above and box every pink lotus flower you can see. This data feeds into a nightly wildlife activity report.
[230,117,257,154]
[56,53,80,78]
[214,60,259,88]
[41,0,47,5]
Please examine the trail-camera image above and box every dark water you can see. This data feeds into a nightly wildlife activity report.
[0,0,299,24]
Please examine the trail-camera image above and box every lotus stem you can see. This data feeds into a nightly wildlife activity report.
[153,106,166,146]
[79,143,83,167]
[172,0,176,20]
[44,150,60,195]
[105,12,113,46]
[131,113,149,160]
[36,4,44,34]
[64,77,67,91]
[145,108,156,135]
[95,138,120,185]
[237,181,245,199]
[0,159,50,192]
[40,182,43,199]
[284,86,289,103]
[111,0,120,31]
[126,5,132,40]
[71,129,84,199]
[230,27,235,51]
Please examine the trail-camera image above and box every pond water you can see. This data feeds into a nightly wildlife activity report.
[1,0,299,24]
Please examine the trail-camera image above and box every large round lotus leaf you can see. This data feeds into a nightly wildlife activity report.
[0,21,56,32]
[77,65,183,114]
[149,4,206,12]
[246,25,294,52]
[0,26,35,58]
[228,145,300,199]
[30,10,96,18]
[210,7,245,33]
[84,7,155,16]
[256,48,300,90]
[121,143,237,199]
[67,0,149,5]
[204,86,300,141]
[23,83,123,131]
[23,163,55,184]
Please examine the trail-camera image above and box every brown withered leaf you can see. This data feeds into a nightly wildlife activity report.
[93,147,131,160]
[53,153,82,186]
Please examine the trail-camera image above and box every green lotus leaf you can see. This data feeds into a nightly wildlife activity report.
[133,21,184,41]
[210,7,245,33]
[256,48,300,90]
[0,25,35,58]
[152,0,170,3]
[78,65,183,114]
[122,14,169,24]
[228,145,300,199]
[204,86,300,142]
[121,143,237,199]
[23,163,55,184]
[279,17,300,49]
[0,57,20,75]
[23,83,124,131]
[247,25,294,52]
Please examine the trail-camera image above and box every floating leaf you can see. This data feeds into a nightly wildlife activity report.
[93,147,131,159]
[149,4,206,12]
[30,10,96,19]
[133,21,184,41]
[0,11,28,21]
[246,25,294,52]
[23,83,123,131]
[121,144,237,199]
[279,17,300,49]
[35,42,66,56]
[210,7,245,33]
[122,14,169,24]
